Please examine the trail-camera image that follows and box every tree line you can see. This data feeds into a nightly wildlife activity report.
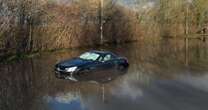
[0,0,138,57]
[134,0,208,37]
[0,0,208,58]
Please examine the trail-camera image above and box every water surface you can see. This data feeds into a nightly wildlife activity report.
[1,39,208,110]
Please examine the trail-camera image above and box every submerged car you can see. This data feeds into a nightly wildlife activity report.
[57,68,128,83]
[55,50,129,78]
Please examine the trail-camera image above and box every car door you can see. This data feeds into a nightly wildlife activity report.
[101,54,116,70]
[88,54,115,72]
[83,56,104,72]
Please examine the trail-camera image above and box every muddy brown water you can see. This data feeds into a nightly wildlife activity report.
[1,39,208,110]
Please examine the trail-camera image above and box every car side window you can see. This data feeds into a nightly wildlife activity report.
[103,54,112,62]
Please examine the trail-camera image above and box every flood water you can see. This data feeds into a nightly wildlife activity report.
[1,39,208,110]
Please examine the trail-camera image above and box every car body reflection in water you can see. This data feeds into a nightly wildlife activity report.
[55,67,128,83]
[1,39,208,110]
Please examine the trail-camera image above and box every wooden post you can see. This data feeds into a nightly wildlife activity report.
[99,0,104,45]
[102,84,105,102]
[185,1,189,66]
[185,37,189,66]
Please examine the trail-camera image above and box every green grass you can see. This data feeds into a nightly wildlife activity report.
[0,52,41,63]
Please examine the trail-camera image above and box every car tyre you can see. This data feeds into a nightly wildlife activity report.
[117,64,125,70]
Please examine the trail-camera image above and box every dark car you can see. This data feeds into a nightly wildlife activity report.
[55,50,129,78]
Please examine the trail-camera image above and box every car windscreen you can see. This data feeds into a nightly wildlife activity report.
[79,52,100,61]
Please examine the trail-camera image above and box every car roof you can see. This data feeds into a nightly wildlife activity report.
[89,50,117,56]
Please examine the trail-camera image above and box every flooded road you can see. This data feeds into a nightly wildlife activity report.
[1,39,208,110]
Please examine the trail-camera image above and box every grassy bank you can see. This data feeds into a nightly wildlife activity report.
[0,40,139,63]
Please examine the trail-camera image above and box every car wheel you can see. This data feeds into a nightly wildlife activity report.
[117,64,125,70]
